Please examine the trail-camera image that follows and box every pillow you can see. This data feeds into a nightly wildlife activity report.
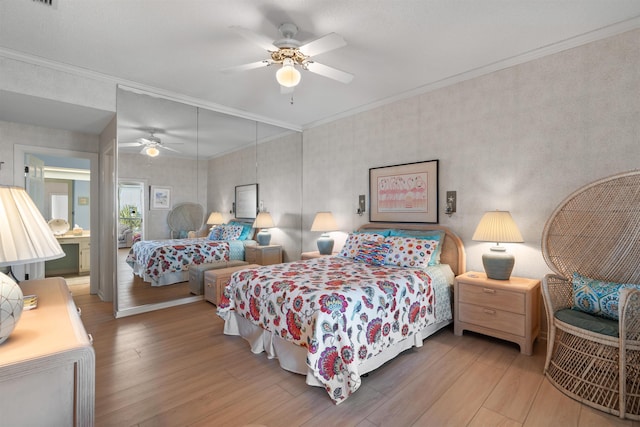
[338,232,385,258]
[572,272,640,320]
[208,225,223,240]
[383,236,439,269]
[387,229,445,265]
[228,221,254,240]
[219,224,244,240]
[354,240,392,266]
[355,229,392,237]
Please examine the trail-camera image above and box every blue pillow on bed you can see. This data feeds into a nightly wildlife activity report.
[208,226,223,240]
[387,229,445,265]
[355,229,392,237]
[354,240,392,266]
[228,221,253,240]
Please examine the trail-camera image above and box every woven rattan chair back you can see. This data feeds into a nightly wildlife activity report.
[167,202,204,238]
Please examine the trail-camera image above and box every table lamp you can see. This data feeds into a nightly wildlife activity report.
[0,186,65,344]
[311,211,338,255]
[472,210,523,280]
[206,211,224,228]
[253,212,275,246]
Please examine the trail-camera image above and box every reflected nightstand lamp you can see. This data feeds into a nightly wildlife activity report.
[472,210,524,280]
[0,186,65,344]
[206,211,224,229]
[311,211,338,255]
[253,212,275,246]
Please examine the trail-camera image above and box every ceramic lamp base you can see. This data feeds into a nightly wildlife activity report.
[317,234,334,255]
[482,248,515,280]
[257,230,271,246]
[0,271,23,345]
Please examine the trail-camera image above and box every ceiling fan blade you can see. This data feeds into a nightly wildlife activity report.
[305,62,354,84]
[119,142,142,148]
[299,33,346,57]
[230,26,278,51]
[158,145,179,153]
[220,60,272,73]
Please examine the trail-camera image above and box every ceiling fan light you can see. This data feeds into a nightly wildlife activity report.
[145,146,160,157]
[276,59,301,87]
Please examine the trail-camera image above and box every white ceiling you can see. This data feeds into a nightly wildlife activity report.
[2,0,640,136]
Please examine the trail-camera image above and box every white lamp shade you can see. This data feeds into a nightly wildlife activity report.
[0,186,65,266]
[310,212,337,232]
[253,212,275,229]
[276,58,301,88]
[207,212,224,225]
[472,211,524,244]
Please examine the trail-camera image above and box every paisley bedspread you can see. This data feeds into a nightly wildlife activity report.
[126,238,229,285]
[217,256,438,404]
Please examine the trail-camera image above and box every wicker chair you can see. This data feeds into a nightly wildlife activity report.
[541,170,640,420]
[167,202,204,239]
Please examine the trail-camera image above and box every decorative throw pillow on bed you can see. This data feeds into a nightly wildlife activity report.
[383,236,439,269]
[387,229,445,265]
[208,225,223,240]
[338,232,385,258]
[572,272,640,320]
[354,240,392,266]
[219,224,244,240]
[228,221,253,240]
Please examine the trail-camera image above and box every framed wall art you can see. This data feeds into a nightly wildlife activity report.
[234,183,258,219]
[369,159,439,223]
[150,185,171,210]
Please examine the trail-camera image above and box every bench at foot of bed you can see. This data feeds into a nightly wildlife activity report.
[188,260,249,295]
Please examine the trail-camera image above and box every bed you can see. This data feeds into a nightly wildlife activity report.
[217,223,466,404]
[126,218,257,287]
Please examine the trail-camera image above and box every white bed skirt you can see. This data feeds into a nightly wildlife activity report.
[129,263,187,287]
[223,311,452,388]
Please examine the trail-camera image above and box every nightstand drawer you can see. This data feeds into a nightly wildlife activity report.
[458,302,525,336]
[458,282,525,314]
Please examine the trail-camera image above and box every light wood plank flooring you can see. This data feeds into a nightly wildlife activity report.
[70,283,640,427]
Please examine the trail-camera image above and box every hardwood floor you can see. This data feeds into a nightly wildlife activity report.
[71,285,640,427]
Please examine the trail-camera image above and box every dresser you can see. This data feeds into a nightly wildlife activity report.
[0,277,95,426]
[454,271,540,355]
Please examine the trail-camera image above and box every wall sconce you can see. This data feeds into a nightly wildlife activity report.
[445,191,456,217]
[357,195,366,216]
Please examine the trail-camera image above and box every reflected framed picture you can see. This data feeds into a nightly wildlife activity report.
[234,183,258,219]
[369,159,439,223]
[150,185,171,210]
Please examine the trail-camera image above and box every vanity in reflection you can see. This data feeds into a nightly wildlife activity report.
[45,233,91,276]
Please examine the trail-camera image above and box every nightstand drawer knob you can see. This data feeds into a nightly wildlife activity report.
[482,288,496,294]
[483,308,496,315]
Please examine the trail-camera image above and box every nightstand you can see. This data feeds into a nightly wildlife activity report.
[245,244,283,265]
[301,251,338,260]
[454,271,540,355]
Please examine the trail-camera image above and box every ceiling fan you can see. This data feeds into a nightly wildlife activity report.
[222,22,354,90]
[119,129,181,157]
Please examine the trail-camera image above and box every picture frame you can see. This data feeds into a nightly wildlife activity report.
[234,183,258,219]
[150,185,171,210]
[369,159,439,223]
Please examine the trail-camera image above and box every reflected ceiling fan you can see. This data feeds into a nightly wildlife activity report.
[222,22,354,91]
[119,129,182,157]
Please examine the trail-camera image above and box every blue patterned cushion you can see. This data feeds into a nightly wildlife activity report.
[228,221,254,240]
[572,272,640,320]
[354,241,392,266]
[219,225,244,240]
[383,236,439,268]
[338,232,385,258]
[208,225,223,240]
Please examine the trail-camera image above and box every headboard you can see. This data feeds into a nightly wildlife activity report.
[358,223,467,276]
[167,203,204,238]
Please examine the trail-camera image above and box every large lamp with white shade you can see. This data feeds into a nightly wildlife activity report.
[310,212,338,255]
[0,186,65,344]
[472,210,524,280]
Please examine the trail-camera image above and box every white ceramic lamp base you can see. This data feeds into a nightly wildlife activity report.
[0,272,24,344]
